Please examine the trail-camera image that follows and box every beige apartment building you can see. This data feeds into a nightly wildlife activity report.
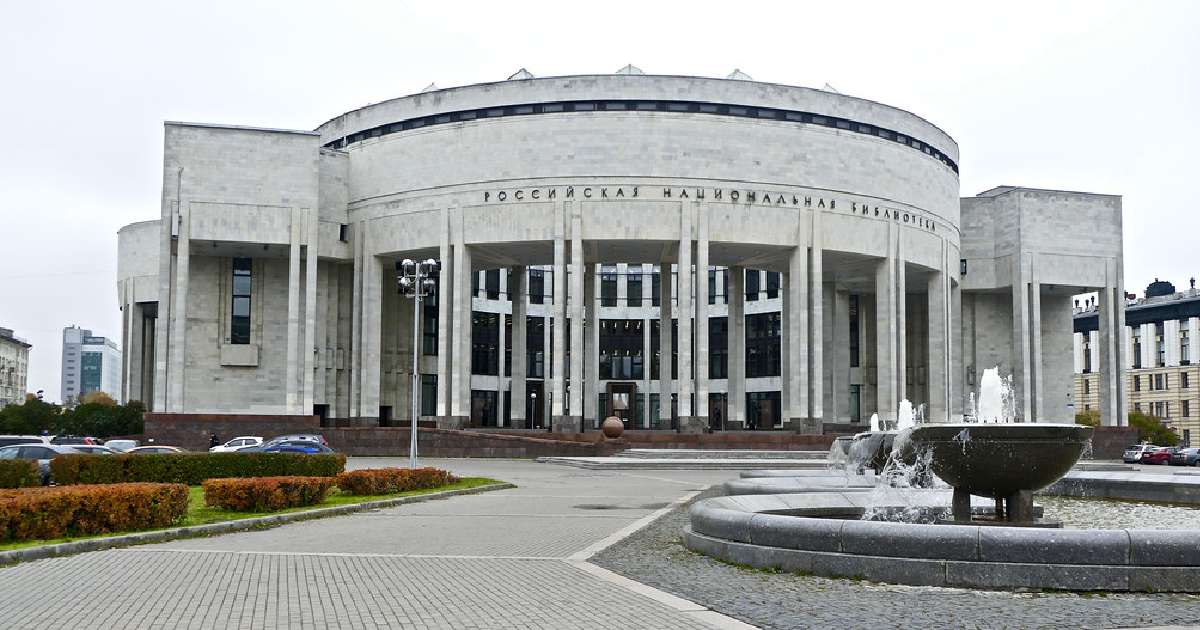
[0,327,31,408]
[1075,279,1200,445]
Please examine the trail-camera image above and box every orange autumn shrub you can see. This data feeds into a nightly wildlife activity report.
[202,476,335,512]
[0,483,188,542]
[335,467,457,496]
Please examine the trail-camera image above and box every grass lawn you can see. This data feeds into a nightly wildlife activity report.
[0,476,501,552]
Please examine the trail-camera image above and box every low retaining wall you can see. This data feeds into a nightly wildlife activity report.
[470,428,836,450]
[144,413,320,451]
[686,491,1200,591]
[1046,471,1200,504]
[326,427,622,458]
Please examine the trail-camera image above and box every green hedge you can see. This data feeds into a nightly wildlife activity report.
[0,460,40,488]
[50,452,347,486]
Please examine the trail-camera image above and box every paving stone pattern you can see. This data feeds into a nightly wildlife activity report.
[0,459,733,629]
[592,499,1200,630]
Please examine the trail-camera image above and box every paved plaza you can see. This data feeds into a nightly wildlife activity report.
[0,459,745,629]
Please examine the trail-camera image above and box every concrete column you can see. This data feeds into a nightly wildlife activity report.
[677,208,697,430]
[567,214,584,429]
[831,288,851,422]
[360,253,383,424]
[1099,271,1122,426]
[303,209,318,414]
[1031,277,1044,421]
[1141,323,1155,368]
[950,279,963,421]
[551,237,566,422]
[1165,319,1181,367]
[875,253,896,423]
[436,211,452,419]
[787,246,809,426]
[1114,265,1129,424]
[809,210,824,423]
[729,267,746,428]
[694,209,710,427]
[659,262,673,427]
[510,266,527,428]
[1012,255,1033,422]
[928,268,950,424]
[448,240,472,427]
[896,249,906,406]
[286,208,302,414]
[642,314,652,428]
[584,263,597,427]
[350,222,363,418]
[168,203,190,412]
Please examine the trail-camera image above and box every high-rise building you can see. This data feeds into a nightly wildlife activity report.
[61,326,122,405]
[0,327,31,408]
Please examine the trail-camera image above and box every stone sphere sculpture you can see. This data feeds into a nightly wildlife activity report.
[601,416,625,439]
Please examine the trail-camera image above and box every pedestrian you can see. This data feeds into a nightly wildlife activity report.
[210,433,220,449]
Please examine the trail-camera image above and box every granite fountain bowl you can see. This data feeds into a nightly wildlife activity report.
[905,423,1093,497]
[847,430,897,472]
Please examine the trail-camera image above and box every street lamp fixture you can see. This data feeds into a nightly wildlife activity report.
[398,257,440,469]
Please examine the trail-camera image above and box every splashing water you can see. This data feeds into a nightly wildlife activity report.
[896,399,916,432]
[976,368,1006,423]
[869,413,881,432]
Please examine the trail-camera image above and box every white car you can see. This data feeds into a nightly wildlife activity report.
[210,436,264,452]
[104,439,140,452]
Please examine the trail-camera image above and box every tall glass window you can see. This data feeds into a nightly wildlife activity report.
[599,319,644,380]
[471,312,500,375]
[627,269,643,307]
[231,257,252,344]
[746,270,760,301]
[849,295,860,368]
[746,313,781,377]
[527,316,545,378]
[529,269,545,305]
[601,266,618,307]
[420,375,437,416]
[422,274,439,355]
[709,317,728,379]
[651,271,661,307]
[765,271,780,300]
[485,269,501,300]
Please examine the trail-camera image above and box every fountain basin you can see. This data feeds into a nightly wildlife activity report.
[906,423,1092,498]
[847,431,897,473]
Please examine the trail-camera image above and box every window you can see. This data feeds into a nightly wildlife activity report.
[1186,428,1192,447]
[765,272,780,300]
[471,390,498,427]
[423,275,439,355]
[650,320,662,379]
[1135,402,1142,412]
[1084,379,1090,395]
[746,391,781,430]
[746,270,760,301]
[708,268,718,306]
[746,313,781,378]
[651,271,661,307]
[598,320,644,380]
[601,266,618,307]
[231,258,252,344]
[627,270,642,307]
[485,269,500,300]
[338,224,348,242]
[529,269,545,304]
[849,295,860,368]
[1155,373,1165,391]
[471,312,500,375]
[1185,400,1192,418]
[1083,337,1092,373]
[709,317,728,379]
[722,269,730,304]
[1157,322,1166,367]
[1132,328,1142,369]
[526,316,545,378]
[504,315,512,376]
[1184,372,1190,389]
[1134,375,1141,392]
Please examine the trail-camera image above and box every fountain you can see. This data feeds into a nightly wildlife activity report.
[906,367,1092,525]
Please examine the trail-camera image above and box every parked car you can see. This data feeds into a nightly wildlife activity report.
[51,435,102,446]
[104,439,140,452]
[1125,445,1172,465]
[0,443,82,484]
[1124,444,1159,464]
[1171,447,1200,466]
[0,435,50,448]
[263,434,329,447]
[260,440,333,454]
[209,436,263,453]
[71,445,117,455]
[126,445,185,454]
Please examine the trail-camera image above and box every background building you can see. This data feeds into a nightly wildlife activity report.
[0,327,31,408]
[117,71,1125,433]
[60,325,122,405]
[1075,278,1199,445]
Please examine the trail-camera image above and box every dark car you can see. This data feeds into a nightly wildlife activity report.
[263,434,329,447]
[1171,447,1200,466]
[260,440,333,454]
[0,443,82,484]
[1141,447,1172,465]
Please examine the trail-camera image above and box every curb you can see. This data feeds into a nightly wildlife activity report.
[0,481,515,567]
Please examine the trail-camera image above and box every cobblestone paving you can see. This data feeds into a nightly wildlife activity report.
[591,501,1200,630]
[0,459,738,629]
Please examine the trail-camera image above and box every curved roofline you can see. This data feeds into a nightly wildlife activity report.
[118,219,160,233]
[313,73,957,150]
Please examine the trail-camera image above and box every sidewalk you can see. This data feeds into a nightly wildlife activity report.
[0,459,751,629]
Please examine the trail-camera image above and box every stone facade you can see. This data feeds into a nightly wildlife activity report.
[116,72,1126,431]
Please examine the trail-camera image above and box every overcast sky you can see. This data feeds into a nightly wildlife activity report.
[1,0,1197,402]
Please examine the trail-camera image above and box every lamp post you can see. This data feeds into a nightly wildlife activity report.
[398,257,439,469]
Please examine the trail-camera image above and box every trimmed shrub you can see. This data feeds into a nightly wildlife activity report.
[203,476,335,512]
[336,467,458,496]
[0,483,188,542]
[0,460,40,489]
[51,452,347,486]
